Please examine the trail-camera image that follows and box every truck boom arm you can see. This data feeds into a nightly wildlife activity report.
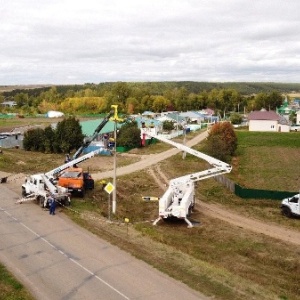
[45,148,107,179]
[72,110,115,159]
[145,132,232,173]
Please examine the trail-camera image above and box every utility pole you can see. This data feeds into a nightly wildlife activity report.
[182,124,186,159]
[112,120,117,214]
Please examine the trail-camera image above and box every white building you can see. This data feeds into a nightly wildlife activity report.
[1,101,17,107]
[297,111,300,125]
[248,109,289,132]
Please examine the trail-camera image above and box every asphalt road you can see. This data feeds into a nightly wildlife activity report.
[0,183,207,299]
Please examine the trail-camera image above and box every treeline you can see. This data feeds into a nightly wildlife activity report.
[1,81,298,116]
[2,81,300,98]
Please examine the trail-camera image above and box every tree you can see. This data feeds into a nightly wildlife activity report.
[112,82,131,105]
[23,128,45,152]
[125,97,139,114]
[43,126,55,153]
[162,120,175,132]
[230,113,243,125]
[55,117,84,153]
[14,92,29,107]
[267,91,283,110]
[117,121,141,148]
[152,96,170,112]
[206,122,237,162]
[289,111,296,124]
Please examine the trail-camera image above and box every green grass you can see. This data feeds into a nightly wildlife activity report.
[236,131,300,149]
[233,131,300,191]
[0,263,34,300]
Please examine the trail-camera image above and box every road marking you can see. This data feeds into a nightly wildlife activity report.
[1,207,130,300]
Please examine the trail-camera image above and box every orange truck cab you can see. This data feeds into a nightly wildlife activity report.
[58,167,94,197]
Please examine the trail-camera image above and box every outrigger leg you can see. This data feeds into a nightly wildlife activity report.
[184,217,193,228]
[153,216,162,226]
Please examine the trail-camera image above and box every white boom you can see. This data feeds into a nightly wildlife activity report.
[46,147,109,179]
[143,131,232,227]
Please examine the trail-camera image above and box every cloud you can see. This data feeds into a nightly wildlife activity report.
[1,0,300,84]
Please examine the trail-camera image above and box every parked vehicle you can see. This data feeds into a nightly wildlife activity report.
[21,173,70,208]
[20,149,102,207]
[281,194,300,217]
[142,128,232,227]
[290,125,300,132]
[58,167,94,197]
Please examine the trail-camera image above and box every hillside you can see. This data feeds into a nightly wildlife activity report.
[2,81,300,97]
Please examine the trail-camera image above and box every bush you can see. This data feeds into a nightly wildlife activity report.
[230,113,243,125]
[162,120,175,131]
[206,122,237,162]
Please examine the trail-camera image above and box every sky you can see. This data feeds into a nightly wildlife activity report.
[1,0,300,85]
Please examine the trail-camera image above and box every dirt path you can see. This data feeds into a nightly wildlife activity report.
[92,131,209,180]
[148,162,300,246]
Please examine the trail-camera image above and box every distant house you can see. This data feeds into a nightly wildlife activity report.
[248,109,289,132]
[1,101,17,107]
[179,111,204,124]
[141,111,159,118]
[199,108,215,116]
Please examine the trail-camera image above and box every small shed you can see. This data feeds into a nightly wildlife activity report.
[0,132,22,148]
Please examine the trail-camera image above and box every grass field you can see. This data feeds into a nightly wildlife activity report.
[0,263,34,300]
[1,129,300,299]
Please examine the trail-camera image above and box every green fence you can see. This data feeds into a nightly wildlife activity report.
[116,146,135,153]
[235,184,297,200]
[0,114,14,119]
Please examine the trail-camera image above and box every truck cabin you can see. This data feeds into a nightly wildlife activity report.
[289,195,299,203]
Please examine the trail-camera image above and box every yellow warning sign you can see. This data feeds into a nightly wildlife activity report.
[104,182,115,194]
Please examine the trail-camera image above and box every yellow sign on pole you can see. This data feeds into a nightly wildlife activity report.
[104,182,115,194]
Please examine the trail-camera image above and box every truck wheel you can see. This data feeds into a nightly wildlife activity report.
[22,187,27,197]
[37,196,46,208]
[281,206,292,218]
[187,206,193,217]
[64,197,70,206]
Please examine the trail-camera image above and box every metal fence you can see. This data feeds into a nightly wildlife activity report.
[214,175,297,200]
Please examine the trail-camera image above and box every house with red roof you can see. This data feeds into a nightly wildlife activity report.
[248,109,290,132]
